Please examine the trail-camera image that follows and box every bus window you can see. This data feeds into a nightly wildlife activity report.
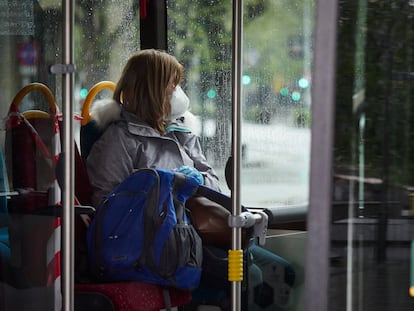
[167,0,314,208]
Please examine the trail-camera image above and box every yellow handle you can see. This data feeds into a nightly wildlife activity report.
[228,249,243,282]
[10,83,57,114]
[81,81,116,126]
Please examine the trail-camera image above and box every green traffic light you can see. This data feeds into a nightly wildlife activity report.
[242,75,251,85]
[298,77,309,89]
[291,91,301,101]
[207,89,217,99]
[280,87,289,96]
[80,88,88,99]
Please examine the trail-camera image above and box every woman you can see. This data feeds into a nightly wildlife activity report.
[86,49,220,208]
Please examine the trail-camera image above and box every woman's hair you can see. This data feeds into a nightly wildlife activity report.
[113,49,183,133]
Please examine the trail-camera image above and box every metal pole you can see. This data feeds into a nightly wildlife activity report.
[62,1,75,310]
[305,0,338,310]
[231,0,243,310]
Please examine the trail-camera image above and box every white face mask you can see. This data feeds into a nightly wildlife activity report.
[170,85,190,120]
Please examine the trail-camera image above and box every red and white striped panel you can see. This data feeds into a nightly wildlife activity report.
[47,113,62,310]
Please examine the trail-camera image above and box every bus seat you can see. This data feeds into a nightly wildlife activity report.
[3,83,62,311]
[74,282,192,311]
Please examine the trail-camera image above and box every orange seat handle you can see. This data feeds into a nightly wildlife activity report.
[10,83,57,115]
[81,81,116,126]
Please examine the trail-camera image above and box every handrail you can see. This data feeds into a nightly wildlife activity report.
[262,205,308,224]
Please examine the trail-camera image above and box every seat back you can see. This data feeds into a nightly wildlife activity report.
[75,82,116,277]
[80,81,115,160]
[5,83,60,200]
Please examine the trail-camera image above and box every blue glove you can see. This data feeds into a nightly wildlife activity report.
[176,166,204,185]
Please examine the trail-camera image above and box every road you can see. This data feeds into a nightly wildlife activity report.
[236,122,311,208]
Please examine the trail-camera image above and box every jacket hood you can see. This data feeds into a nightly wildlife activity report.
[89,98,122,130]
[89,97,200,135]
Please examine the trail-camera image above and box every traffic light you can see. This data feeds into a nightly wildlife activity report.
[80,87,88,99]
[207,89,217,99]
[291,91,301,101]
[242,74,251,85]
[298,77,310,89]
[280,87,289,97]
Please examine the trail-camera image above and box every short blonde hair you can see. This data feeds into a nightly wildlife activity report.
[113,49,183,133]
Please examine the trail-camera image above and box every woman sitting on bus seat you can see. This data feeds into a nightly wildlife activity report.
[86,49,221,208]
[86,49,295,310]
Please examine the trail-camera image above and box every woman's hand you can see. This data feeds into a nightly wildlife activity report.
[176,166,204,185]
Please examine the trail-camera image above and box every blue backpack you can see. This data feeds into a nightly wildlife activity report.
[87,168,203,290]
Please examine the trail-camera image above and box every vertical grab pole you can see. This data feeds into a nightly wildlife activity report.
[229,0,243,310]
[62,0,75,310]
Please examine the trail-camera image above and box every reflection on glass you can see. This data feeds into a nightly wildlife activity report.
[0,1,63,309]
[331,1,414,310]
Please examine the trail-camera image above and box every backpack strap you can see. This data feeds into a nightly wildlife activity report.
[172,172,187,223]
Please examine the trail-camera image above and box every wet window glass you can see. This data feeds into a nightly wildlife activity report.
[168,0,313,208]
[74,1,140,141]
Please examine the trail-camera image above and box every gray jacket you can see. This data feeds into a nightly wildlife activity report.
[86,99,220,207]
